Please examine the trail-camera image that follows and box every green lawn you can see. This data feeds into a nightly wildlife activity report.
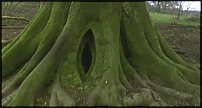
[149,12,200,27]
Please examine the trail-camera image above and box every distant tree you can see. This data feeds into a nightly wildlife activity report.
[147,1,180,15]
[176,1,183,19]
[157,1,161,13]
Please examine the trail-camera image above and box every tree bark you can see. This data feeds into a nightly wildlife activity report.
[177,1,182,19]
[157,1,161,13]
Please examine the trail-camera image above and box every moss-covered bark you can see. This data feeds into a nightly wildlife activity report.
[2,2,200,106]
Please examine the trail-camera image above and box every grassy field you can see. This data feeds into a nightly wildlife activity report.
[149,12,200,27]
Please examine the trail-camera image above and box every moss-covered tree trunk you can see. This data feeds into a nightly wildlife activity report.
[2,2,200,106]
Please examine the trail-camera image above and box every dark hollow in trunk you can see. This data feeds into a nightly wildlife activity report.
[81,40,92,73]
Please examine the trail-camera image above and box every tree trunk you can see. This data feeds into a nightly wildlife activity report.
[157,1,161,13]
[2,2,200,106]
[177,1,182,19]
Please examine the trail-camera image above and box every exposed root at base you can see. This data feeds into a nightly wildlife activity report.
[2,91,17,106]
[49,73,75,106]
[123,88,167,106]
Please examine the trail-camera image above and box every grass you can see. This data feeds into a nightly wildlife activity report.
[149,12,200,27]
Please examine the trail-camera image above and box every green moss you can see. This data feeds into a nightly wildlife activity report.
[2,2,53,77]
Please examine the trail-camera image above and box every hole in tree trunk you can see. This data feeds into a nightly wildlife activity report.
[80,29,94,74]
[77,29,95,81]
[81,42,92,73]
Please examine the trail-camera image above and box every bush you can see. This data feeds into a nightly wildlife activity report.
[185,16,200,22]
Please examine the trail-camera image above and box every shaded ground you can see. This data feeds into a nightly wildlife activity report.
[2,2,39,40]
[157,24,200,64]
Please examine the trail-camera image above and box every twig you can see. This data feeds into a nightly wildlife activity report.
[2,16,29,23]
[2,26,25,29]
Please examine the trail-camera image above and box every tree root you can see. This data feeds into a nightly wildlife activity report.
[3,1,71,98]
[2,35,21,55]
[2,39,13,48]
[119,46,150,89]
[2,82,18,99]
[146,81,199,105]
[123,88,167,106]
[49,73,75,106]
[2,91,17,106]
[88,69,126,106]
[155,25,198,71]
[141,12,199,85]
[122,5,199,95]
[2,61,36,98]
[2,2,53,78]
[2,2,43,55]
